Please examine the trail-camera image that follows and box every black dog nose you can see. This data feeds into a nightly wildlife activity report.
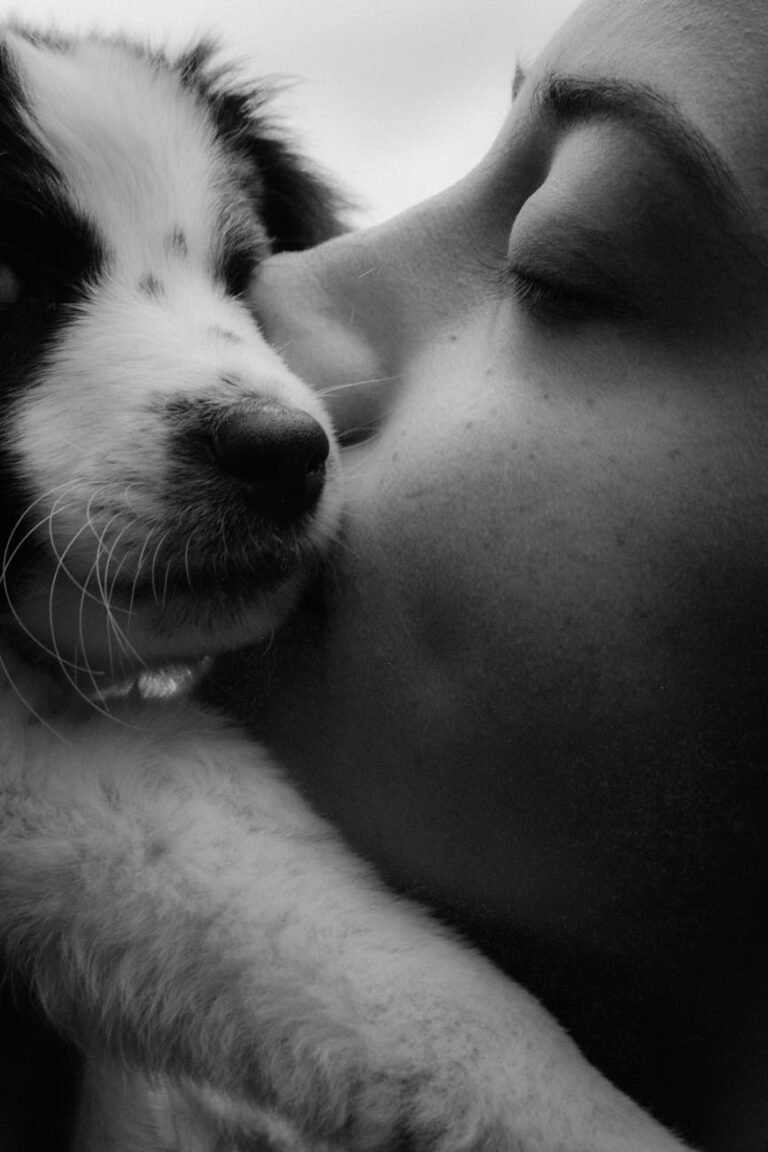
[212,401,329,521]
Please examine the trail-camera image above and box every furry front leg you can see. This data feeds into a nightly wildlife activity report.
[0,698,365,1112]
[1,697,694,1151]
[73,1061,330,1152]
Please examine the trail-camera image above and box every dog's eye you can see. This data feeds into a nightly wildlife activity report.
[0,258,24,307]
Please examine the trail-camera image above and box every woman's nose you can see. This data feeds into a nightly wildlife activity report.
[248,230,407,441]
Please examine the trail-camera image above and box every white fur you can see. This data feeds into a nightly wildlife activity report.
[0,30,693,1152]
[8,33,223,266]
[2,31,340,671]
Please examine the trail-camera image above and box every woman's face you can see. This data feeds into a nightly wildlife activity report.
[216,0,768,962]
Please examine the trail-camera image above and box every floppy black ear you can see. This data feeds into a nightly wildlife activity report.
[238,129,348,252]
[176,41,348,252]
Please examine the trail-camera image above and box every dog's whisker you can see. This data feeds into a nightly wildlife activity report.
[149,528,173,607]
[183,532,195,594]
[46,508,111,697]
[53,562,145,727]
[46,516,108,688]
[78,549,141,700]
[104,488,147,597]
[102,535,149,670]
[92,509,127,675]
[160,557,173,613]
[47,485,122,612]
[105,534,136,603]
[129,524,160,618]
[47,490,99,589]
[317,374,400,398]
[121,481,143,518]
[32,489,147,691]
[85,537,121,691]
[77,554,106,699]
[2,500,97,673]
[1,480,81,585]
[102,518,134,605]
[94,517,148,676]
[47,561,107,714]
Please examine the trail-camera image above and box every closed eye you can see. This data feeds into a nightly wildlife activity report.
[502,264,604,319]
[500,264,635,322]
[504,266,585,314]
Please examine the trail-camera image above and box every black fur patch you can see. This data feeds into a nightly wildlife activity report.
[0,39,107,585]
[175,42,347,253]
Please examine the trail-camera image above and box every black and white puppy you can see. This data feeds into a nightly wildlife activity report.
[0,26,691,1152]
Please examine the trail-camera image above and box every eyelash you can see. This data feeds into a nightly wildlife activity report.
[501,265,599,319]
[500,263,637,324]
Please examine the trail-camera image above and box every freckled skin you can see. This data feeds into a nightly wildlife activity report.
[209,0,768,1143]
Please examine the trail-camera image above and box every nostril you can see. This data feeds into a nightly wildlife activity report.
[211,401,330,521]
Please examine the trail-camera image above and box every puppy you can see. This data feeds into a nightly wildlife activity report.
[0,26,693,1152]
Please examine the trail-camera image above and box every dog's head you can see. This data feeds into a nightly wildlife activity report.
[0,28,345,682]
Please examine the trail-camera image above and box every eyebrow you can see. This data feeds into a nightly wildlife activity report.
[532,72,754,232]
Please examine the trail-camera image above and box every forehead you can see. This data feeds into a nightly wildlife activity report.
[3,32,222,256]
[536,0,768,217]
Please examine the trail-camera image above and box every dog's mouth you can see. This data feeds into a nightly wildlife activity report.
[3,475,337,679]
[3,520,327,681]
[1,394,341,678]
[107,537,310,608]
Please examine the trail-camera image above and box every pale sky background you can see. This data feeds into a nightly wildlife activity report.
[3,0,581,222]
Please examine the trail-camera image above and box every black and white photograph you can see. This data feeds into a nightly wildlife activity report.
[0,1,765,1150]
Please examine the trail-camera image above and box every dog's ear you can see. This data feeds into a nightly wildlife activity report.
[176,42,349,253]
[237,129,349,252]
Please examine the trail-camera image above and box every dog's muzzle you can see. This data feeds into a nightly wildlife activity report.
[210,400,330,522]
